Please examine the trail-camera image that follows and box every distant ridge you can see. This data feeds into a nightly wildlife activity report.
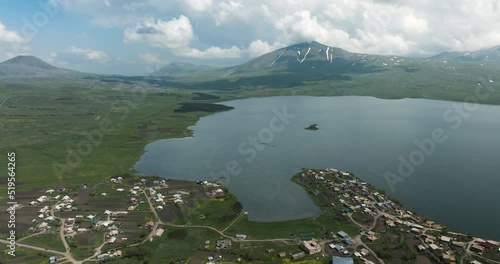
[1,55,57,70]
[154,62,217,77]
[0,55,78,78]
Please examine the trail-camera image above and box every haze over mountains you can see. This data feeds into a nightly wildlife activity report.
[1,41,500,82]
[0,55,79,79]
[151,41,500,80]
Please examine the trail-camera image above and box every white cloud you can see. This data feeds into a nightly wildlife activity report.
[139,52,161,64]
[124,15,193,49]
[247,40,283,57]
[213,1,246,25]
[0,22,26,43]
[182,46,241,58]
[65,46,108,62]
[403,14,428,35]
[184,0,212,12]
[55,0,500,61]
[42,52,58,64]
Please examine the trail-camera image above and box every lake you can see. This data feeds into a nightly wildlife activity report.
[135,96,500,240]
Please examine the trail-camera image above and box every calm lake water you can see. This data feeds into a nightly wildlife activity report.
[135,96,500,240]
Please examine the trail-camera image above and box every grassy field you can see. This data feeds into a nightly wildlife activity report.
[186,192,242,230]
[20,232,66,252]
[226,212,360,240]
[0,247,59,264]
[0,81,235,194]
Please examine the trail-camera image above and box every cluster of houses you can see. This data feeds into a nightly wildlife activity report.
[301,168,500,264]
[26,190,79,233]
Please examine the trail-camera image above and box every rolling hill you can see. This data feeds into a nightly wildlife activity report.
[430,45,500,64]
[0,55,79,78]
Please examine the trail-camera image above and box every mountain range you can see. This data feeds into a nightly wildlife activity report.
[1,41,500,86]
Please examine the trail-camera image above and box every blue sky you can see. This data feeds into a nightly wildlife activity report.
[0,0,499,75]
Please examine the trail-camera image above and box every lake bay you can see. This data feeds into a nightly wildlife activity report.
[135,96,500,240]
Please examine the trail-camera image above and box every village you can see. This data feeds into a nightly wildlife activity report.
[2,169,500,264]
[0,174,239,263]
[291,168,500,264]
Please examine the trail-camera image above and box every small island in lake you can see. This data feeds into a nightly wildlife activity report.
[305,123,319,130]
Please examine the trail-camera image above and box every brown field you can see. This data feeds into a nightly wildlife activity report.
[75,232,100,246]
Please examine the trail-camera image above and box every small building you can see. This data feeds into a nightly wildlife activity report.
[440,236,452,243]
[278,252,286,258]
[417,245,426,252]
[337,231,349,238]
[335,245,344,252]
[235,234,247,239]
[146,221,154,228]
[429,243,441,252]
[300,239,321,254]
[471,244,484,253]
[343,237,354,245]
[410,228,421,234]
[332,256,354,264]
[291,252,305,260]
[479,241,494,249]
[49,255,58,263]
[452,241,466,248]
[107,236,117,244]
[97,253,108,260]
[37,196,48,203]
[155,228,165,237]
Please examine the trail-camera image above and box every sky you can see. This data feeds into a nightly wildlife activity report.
[0,0,499,75]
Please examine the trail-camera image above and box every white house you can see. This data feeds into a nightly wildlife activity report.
[107,236,117,244]
[37,196,48,203]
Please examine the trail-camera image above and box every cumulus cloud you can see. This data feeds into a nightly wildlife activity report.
[184,0,212,12]
[56,0,500,60]
[182,46,241,58]
[213,1,246,25]
[124,15,193,49]
[0,22,26,43]
[65,46,108,62]
[139,52,161,64]
[247,40,283,57]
